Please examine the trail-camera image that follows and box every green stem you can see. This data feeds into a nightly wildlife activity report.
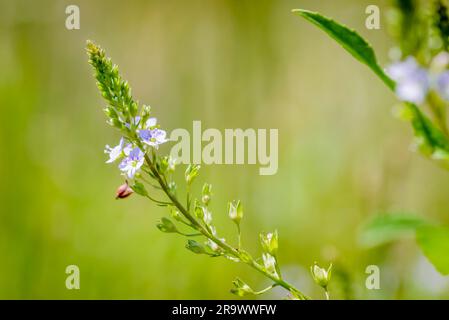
[142,152,310,300]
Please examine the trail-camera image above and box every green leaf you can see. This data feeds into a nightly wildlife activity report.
[405,103,449,154]
[416,225,449,275]
[359,214,428,247]
[292,9,395,90]
[292,9,449,165]
[131,181,148,197]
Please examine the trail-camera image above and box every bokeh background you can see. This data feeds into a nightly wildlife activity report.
[1,0,449,299]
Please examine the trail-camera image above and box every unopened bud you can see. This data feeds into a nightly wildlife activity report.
[228,200,243,225]
[260,231,278,256]
[116,181,133,199]
[185,164,200,185]
[310,262,332,289]
[230,278,255,297]
[202,183,212,205]
[156,217,178,233]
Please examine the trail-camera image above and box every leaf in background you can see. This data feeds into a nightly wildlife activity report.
[359,214,428,248]
[292,9,395,90]
[416,225,449,275]
[406,103,449,153]
[293,9,449,167]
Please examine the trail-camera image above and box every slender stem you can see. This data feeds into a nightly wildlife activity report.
[237,225,241,250]
[144,194,171,205]
[254,284,278,295]
[325,289,330,300]
[142,152,310,300]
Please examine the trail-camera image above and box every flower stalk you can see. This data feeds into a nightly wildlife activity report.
[87,40,329,300]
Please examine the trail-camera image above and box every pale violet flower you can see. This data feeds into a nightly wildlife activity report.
[387,57,429,104]
[139,128,168,148]
[145,117,157,128]
[104,138,129,163]
[118,147,144,179]
[437,72,449,101]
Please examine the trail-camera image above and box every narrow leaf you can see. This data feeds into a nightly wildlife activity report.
[292,9,395,90]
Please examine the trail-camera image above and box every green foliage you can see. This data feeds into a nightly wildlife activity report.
[417,225,449,275]
[359,214,428,247]
[293,8,449,168]
[361,214,449,275]
[292,9,394,90]
[87,41,325,300]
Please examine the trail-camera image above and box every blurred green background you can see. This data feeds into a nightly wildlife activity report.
[1,0,449,299]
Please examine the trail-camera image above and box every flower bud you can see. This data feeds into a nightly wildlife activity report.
[170,207,182,222]
[230,278,255,297]
[185,239,207,254]
[310,262,332,289]
[262,253,278,278]
[168,156,177,173]
[156,217,178,233]
[158,156,169,174]
[228,200,243,225]
[142,104,151,118]
[260,231,278,256]
[185,164,200,185]
[115,181,133,199]
[202,183,212,205]
[168,181,177,194]
[194,201,204,220]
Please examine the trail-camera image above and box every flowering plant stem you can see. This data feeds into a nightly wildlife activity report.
[86,40,328,299]
[141,150,309,299]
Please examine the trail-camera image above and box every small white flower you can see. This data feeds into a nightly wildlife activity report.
[202,208,212,225]
[105,138,126,163]
[262,253,278,277]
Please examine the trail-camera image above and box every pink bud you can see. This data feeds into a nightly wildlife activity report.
[116,181,133,199]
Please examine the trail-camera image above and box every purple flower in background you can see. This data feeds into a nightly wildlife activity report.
[437,72,449,101]
[387,57,429,104]
[119,147,144,178]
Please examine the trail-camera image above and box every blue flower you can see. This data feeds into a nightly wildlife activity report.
[387,57,429,104]
[118,147,144,178]
[138,117,168,148]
